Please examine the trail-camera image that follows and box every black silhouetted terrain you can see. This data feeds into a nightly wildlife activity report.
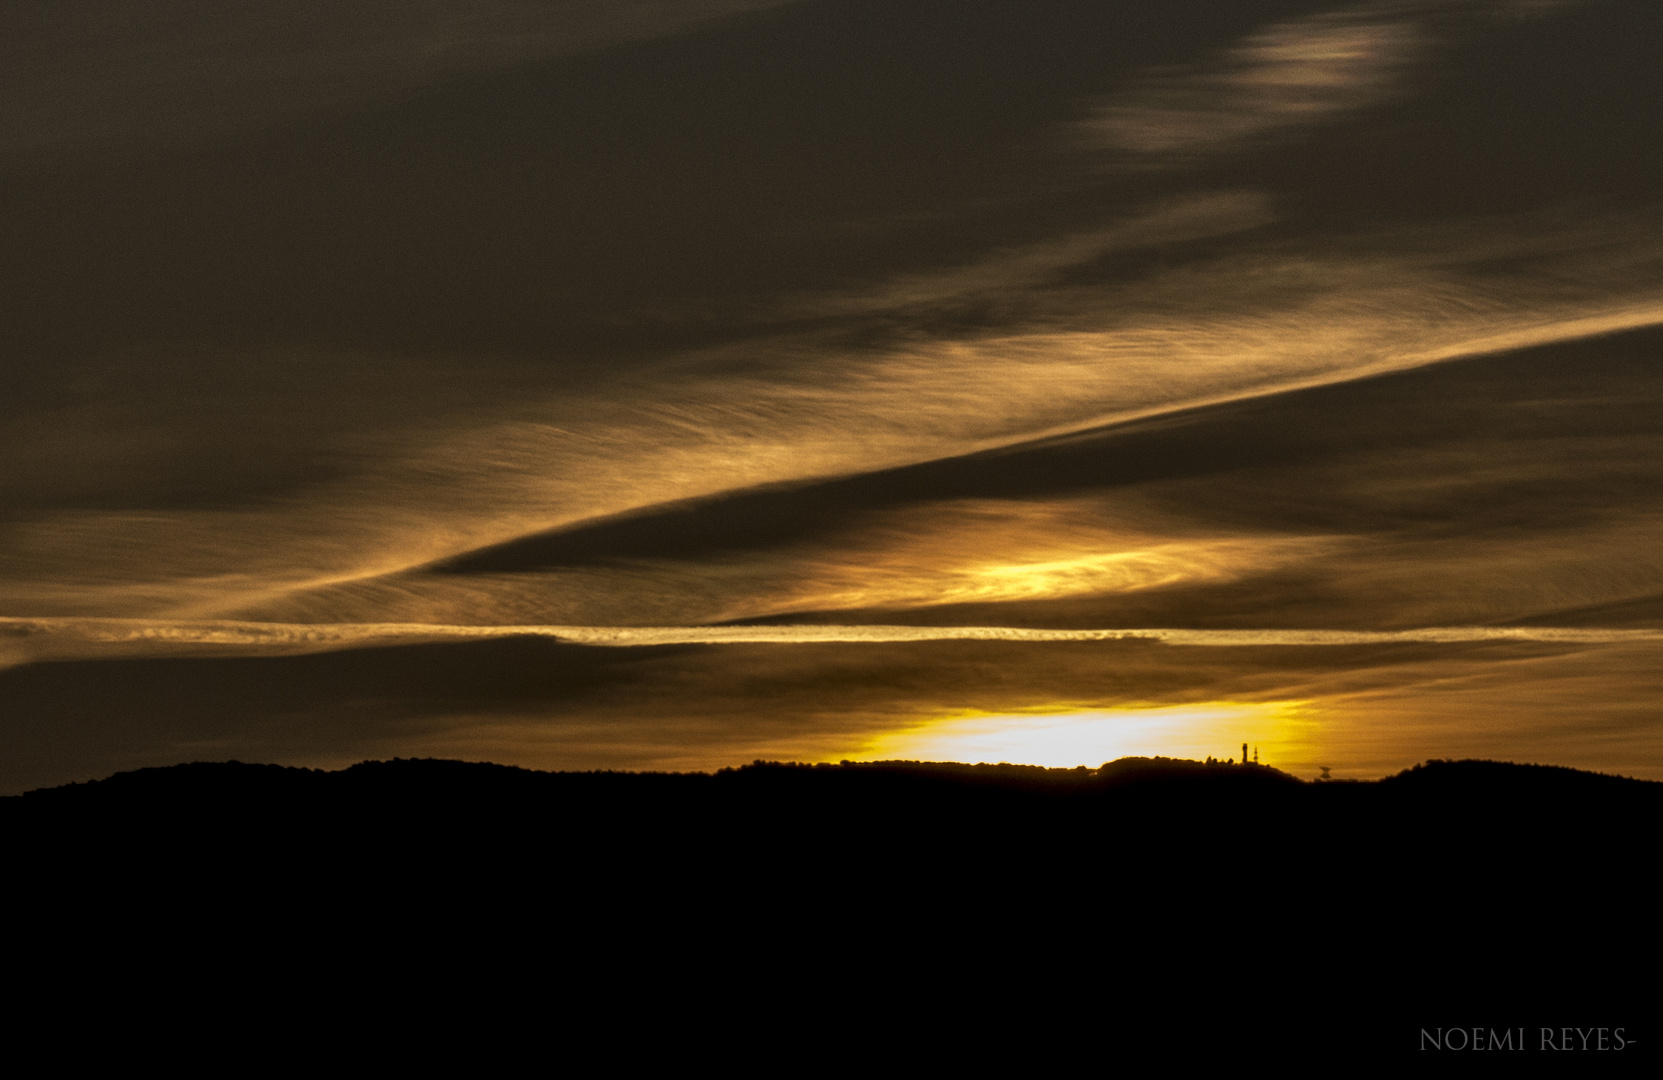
[10,756,1653,884]
[8,756,1653,1055]
[12,753,1653,831]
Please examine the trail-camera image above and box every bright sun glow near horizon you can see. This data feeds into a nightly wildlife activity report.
[841,701,1319,771]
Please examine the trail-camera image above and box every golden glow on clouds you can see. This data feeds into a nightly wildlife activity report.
[1,207,1661,624]
[843,701,1317,769]
[747,497,1331,616]
[971,549,1224,599]
[770,537,1299,612]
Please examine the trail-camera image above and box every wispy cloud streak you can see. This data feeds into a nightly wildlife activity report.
[6,211,1661,624]
[1077,2,1429,159]
[5,615,1659,666]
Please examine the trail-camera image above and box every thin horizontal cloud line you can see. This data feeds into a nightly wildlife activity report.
[4,617,1661,654]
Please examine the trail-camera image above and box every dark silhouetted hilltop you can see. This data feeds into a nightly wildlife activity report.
[11,752,1652,817]
[9,754,1652,868]
[6,754,1655,1055]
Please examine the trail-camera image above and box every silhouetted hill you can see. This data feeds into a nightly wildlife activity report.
[13,751,1652,803]
[7,754,1654,1054]
[11,752,1653,816]
[9,755,1653,870]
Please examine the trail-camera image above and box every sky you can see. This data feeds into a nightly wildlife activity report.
[4,0,1662,792]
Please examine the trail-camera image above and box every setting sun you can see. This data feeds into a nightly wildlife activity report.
[843,701,1317,770]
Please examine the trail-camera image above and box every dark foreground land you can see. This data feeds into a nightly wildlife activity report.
[9,754,1656,866]
[8,757,1655,1056]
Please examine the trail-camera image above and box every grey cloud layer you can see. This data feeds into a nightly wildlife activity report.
[0,1,798,159]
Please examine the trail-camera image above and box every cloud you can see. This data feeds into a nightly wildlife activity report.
[5,613,1659,669]
[3,205,1661,625]
[218,494,1341,627]
[792,192,1276,317]
[1075,2,1429,159]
